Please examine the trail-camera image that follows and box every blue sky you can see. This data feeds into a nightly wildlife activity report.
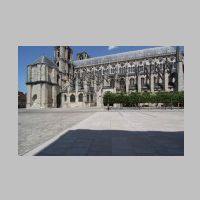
[18,46,171,93]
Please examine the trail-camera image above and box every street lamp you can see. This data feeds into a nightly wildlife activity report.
[107,94,110,111]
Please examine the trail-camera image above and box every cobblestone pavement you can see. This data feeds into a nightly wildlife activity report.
[20,110,184,156]
[18,109,98,155]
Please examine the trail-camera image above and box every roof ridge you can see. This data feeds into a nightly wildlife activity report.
[75,46,174,62]
[29,55,56,68]
[73,46,176,67]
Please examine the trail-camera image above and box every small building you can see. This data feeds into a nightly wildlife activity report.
[18,91,26,108]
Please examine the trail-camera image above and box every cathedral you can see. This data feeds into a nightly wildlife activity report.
[26,46,184,108]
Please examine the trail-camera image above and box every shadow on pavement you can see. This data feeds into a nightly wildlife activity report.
[36,129,184,156]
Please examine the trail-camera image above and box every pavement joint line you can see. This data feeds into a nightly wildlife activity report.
[23,112,98,156]
[118,111,138,130]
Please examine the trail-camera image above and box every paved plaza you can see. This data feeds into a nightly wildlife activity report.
[18,109,184,156]
[18,108,99,155]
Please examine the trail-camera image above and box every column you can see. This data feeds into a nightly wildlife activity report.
[26,85,32,108]
[83,93,87,103]
[163,72,169,91]
[177,61,184,91]
[94,79,97,104]
[68,81,71,94]
[42,83,48,108]
[84,80,87,93]
[176,46,184,91]
[41,64,46,81]
[150,74,154,92]
[59,73,62,86]
[38,64,41,81]
[61,93,65,108]
[67,91,70,104]
[75,77,78,103]
[137,75,141,92]
[52,85,57,108]
[114,74,117,93]
[126,75,129,93]
[52,68,56,84]
[103,77,107,87]
[97,90,102,107]
[94,79,97,93]
[83,80,87,106]
[89,94,91,103]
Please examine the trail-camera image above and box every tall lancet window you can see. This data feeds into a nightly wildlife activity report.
[130,78,135,86]
[141,78,145,87]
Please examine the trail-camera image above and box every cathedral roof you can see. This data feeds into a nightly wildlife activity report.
[73,46,176,68]
[29,56,57,68]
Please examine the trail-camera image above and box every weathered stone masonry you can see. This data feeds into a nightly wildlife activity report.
[26,46,184,108]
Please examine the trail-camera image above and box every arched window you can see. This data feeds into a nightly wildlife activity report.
[120,78,125,91]
[32,94,37,102]
[159,77,162,84]
[87,94,89,102]
[91,94,93,102]
[70,94,75,102]
[154,77,157,84]
[130,78,135,86]
[64,95,67,102]
[110,79,115,88]
[79,93,83,102]
[141,78,145,87]
[57,75,60,84]
[80,81,84,89]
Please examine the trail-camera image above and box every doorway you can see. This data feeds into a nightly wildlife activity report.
[57,93,61,108]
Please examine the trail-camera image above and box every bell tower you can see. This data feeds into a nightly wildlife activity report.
[54,46,73,75]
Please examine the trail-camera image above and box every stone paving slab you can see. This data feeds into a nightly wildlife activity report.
[30,111,184,156]
[18,109,95,155]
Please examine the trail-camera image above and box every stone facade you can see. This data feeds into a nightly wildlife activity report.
[26,46,184,109]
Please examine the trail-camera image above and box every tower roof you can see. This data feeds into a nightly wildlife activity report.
[29,56,57,68]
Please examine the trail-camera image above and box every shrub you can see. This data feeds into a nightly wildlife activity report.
[103,91,184,108]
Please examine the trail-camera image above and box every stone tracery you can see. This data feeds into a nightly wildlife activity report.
[26,46,184,108]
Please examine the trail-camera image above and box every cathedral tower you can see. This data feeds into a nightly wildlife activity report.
[54,46,73,76]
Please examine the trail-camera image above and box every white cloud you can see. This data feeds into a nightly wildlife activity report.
[108,46,118,51]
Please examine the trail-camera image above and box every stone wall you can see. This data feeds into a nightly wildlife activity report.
[27,46,184,109]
